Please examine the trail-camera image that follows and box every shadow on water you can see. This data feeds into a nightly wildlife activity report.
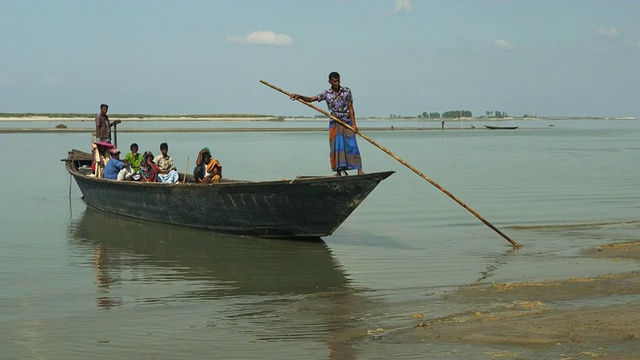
[67,209,381,358]
[68,208,351,304]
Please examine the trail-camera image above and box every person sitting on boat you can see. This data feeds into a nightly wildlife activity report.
[124,143,143,174]
[153,142,179,184]
[193,147,222,183]
[91,141,114,178]
[116,159,133,181]
[138,151,159,182]
[103,148,125,180]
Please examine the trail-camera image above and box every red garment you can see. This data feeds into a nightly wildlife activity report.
[139,159,159,182]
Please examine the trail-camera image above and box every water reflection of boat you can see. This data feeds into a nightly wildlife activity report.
[70,209,378,357]
[68,208,351,302]
[65,149,393,238]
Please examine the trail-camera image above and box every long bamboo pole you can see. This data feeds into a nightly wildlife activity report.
[260,80,521,249]
[183,156,189,184]
[113,123,118,148]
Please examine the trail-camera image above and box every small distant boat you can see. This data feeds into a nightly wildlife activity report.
[484,125,519,130]
[64,149,393,238]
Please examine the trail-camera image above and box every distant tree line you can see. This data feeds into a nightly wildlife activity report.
[484,111,510,118]
[414,110,516,119]
[416,110,473,118]
[417,112,443,118]
[389,114,417,119]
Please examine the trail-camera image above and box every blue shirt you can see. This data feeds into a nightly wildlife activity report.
[104,158,124,180]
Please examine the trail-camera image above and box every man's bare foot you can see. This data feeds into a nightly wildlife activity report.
[357,169,365,175]
[334,171,342,177]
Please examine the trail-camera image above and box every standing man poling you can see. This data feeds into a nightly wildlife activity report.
[289,72,364,176]
[95,103,121,143]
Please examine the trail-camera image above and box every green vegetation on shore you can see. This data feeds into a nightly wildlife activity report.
[414,110,512,119]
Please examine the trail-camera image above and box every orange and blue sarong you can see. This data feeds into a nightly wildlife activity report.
[329,117,362,171]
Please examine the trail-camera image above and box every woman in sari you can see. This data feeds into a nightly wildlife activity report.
[289,72,364,176]
[137,152,159,182]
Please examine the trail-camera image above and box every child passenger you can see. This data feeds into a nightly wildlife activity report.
[138,152,159,182]
[117,159,133,181]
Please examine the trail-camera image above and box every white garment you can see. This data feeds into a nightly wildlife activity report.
[158,170,179,183]
[117,166,133,181]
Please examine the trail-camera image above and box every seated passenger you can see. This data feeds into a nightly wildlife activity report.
[117,159,133,181]
[138,152,159,182]
[153,142,179,184]
[193,147,222,183]
[91,141,114,178]
[125,143,143,174]
[103,148,124,180]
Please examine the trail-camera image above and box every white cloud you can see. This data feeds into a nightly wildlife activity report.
[493,39,515,50]
[393,0,413,13]
[596,27,618,38]
[226,31,293,46]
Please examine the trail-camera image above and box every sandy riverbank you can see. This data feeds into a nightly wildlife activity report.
[388,239,640,358]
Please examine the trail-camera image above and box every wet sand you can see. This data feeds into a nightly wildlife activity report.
[392,241,640,358]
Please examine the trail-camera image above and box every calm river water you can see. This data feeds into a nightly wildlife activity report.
[1,119,638,359]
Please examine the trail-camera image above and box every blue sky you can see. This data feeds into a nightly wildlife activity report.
[1,0,638,118]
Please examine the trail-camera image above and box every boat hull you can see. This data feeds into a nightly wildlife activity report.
[483,125,519,130]
[66,151,393,238]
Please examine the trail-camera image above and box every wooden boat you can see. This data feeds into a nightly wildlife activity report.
[65,149,393,238]
[484,125,519,130]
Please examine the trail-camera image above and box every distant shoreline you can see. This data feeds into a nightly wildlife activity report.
[0,115,635,134]
[0,127,498,134]
[0,116,284,122]
[0,115,636,122]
